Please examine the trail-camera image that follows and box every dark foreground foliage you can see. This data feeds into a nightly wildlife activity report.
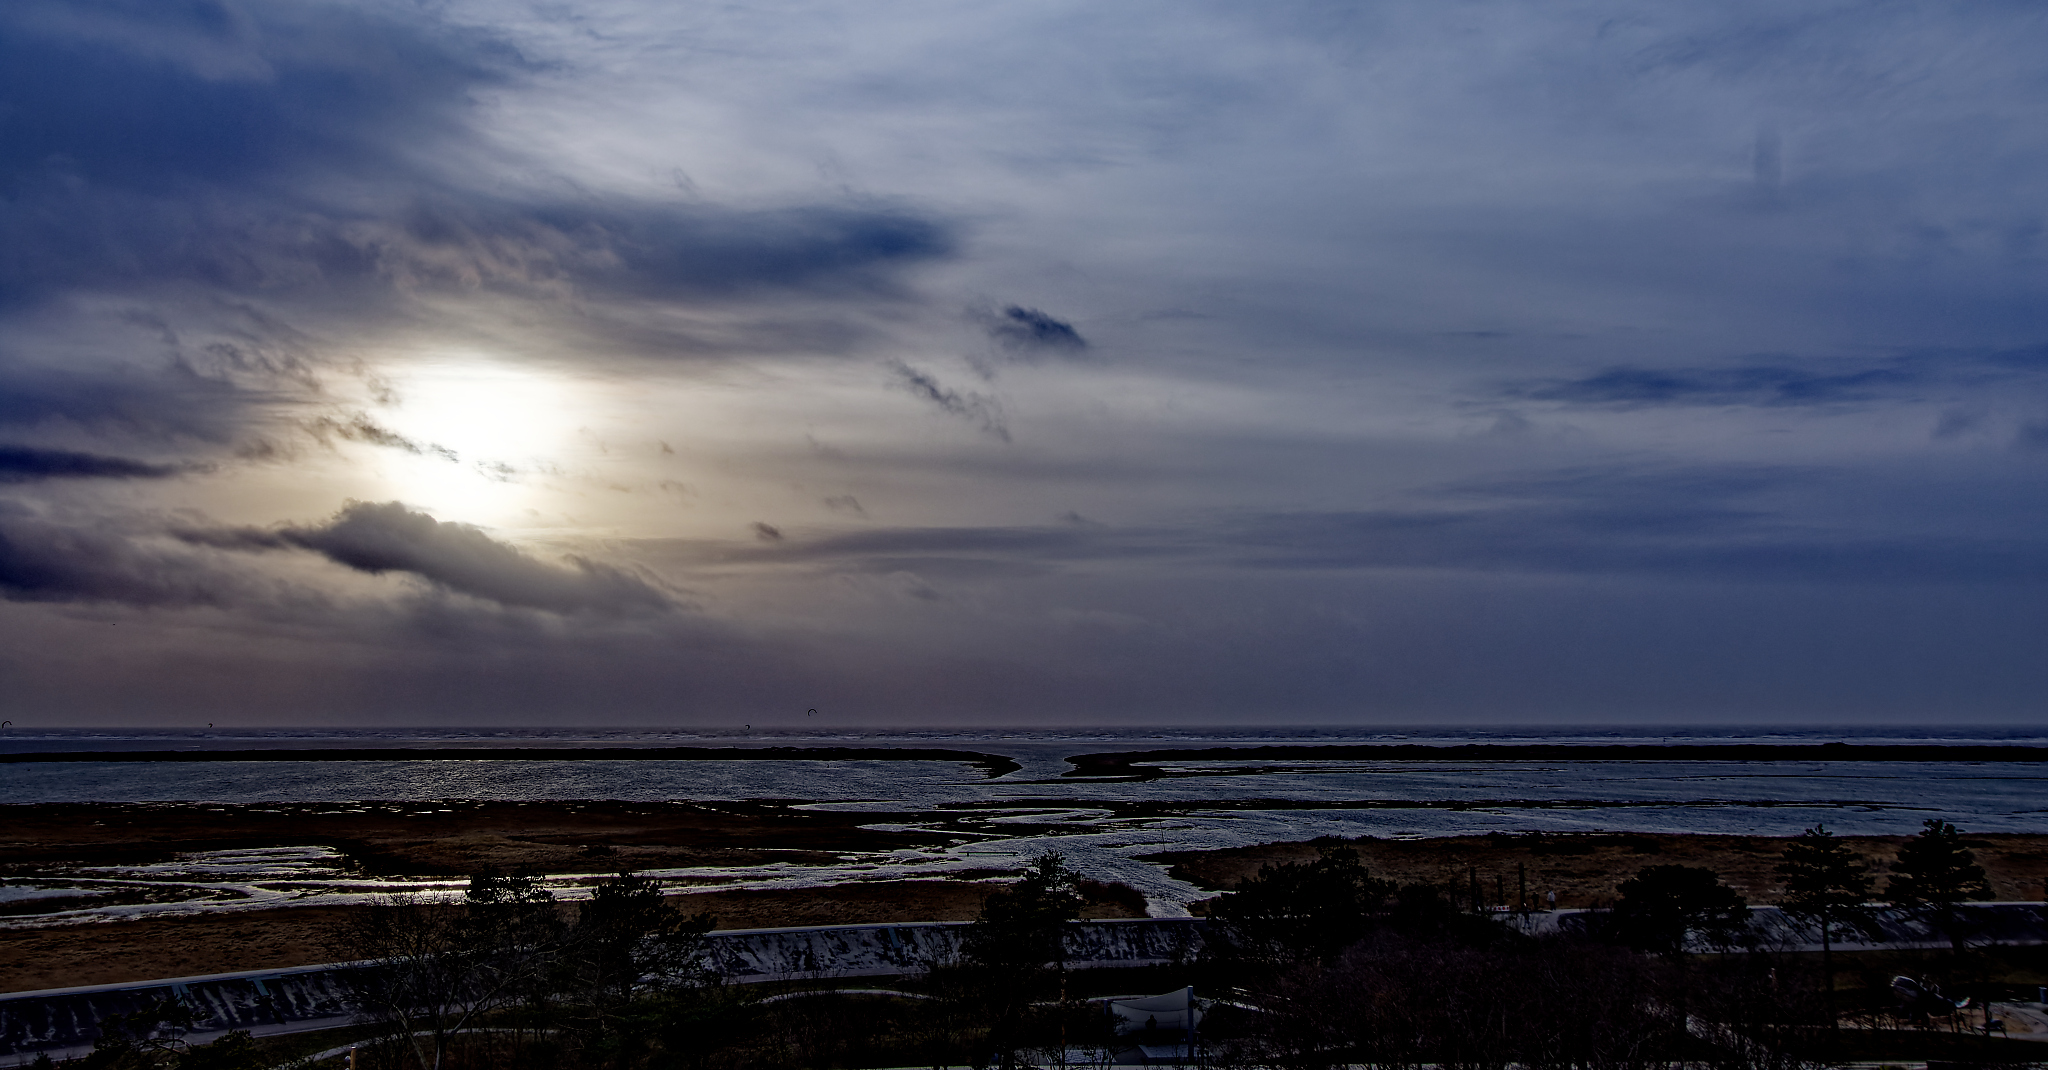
[41,827,2047,1069]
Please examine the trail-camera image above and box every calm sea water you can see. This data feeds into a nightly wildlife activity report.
[3,726,2043,920]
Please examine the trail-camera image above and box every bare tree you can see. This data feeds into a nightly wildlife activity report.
[340,873,563,1070]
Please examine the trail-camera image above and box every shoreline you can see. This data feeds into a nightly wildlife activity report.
[7,826,2048,993]
[0,799,954,873]
[0,746,1023,778]
[1064,742,2048,776]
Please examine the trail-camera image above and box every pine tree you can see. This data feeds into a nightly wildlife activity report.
[1611,864,1750,959]
[1776,824,1873,1027]
[961,852,1087,1069]
[1886,819,1992,952]
[1210,845,1396,965]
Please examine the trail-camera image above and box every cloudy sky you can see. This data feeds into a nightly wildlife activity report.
[4,0,2047,726]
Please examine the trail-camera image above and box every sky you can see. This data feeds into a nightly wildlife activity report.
[3,0,2047,727]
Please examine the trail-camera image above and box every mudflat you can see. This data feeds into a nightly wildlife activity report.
[7,800,2046,995]
[1150,830,2048,909]
[0,800,950,874]
[0,799,1154,993]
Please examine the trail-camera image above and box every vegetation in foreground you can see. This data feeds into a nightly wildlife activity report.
[28,820,2048,1069]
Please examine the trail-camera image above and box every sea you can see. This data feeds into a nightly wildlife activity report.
[3,725,2044,920]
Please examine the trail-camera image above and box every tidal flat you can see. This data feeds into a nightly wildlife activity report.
[4,734,2045,994]
[4,796,2047,993]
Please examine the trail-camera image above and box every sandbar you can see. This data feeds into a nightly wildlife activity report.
[1064,742,2048,777]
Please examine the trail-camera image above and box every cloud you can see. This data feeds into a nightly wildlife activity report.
[982,305,1088,356]
[8,2,2048,722]
[668,463,2048,588]
[304,414,456,461]
[886,360,1009,440]
[0,0,505,307]
[0,361,248,441]
[0,445,188,483]
[1932,406,1989,440]
[1219,465,2048,584]
[633,520,1181,585]
[0,503,280,607]
[768,524,1156,563]
[0,0,956,343]
[1506,360,1929,409]
[183,501,676,615]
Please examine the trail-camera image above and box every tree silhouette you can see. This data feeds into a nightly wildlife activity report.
[960,852,1086,1069]
[1887,819,1992,952]
[963,852,1086,973]
[1210,845,1396,965]
[563,870,718,1043]
[341,891,504,1070]
[1776,824,1874,1027]
[1611,864,1750,958]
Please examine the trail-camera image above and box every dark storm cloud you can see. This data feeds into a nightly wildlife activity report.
[0,502,282,607]
[182,501,676,615]
[0,445,188,483]
[0,0,505,306]
[0,362,248,441]
[0,0,503,189]
[886,361,1009,440]
[0,0,955,317]
[982,306,1088,355]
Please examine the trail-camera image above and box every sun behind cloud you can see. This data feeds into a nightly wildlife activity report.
[368,357,591,528]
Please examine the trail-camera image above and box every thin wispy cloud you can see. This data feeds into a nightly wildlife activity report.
[887,360,1010,441]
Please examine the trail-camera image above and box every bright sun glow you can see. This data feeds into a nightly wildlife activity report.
[368,358,590,527]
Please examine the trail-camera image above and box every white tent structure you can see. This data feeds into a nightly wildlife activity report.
[1109,987,1202,1035]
